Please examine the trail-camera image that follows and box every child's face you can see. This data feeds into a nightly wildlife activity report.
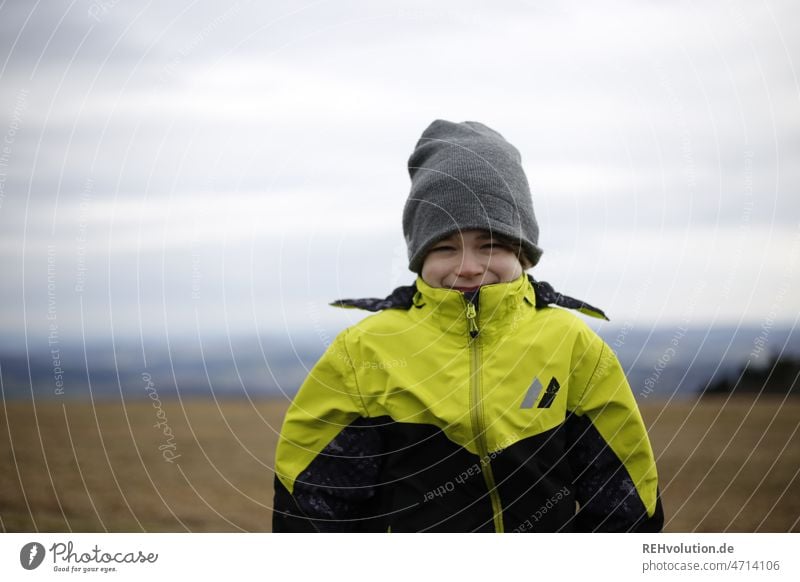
[421,229,525,291]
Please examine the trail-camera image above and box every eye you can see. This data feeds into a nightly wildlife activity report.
[430,245,456,252]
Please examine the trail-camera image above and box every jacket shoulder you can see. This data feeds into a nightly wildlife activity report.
[342,307,414,338]
[532,301,605,343]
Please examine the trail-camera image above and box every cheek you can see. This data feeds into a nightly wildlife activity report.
[421,257,446,283]
[491,255,523,278]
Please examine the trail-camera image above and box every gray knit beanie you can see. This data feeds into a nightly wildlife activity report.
[403,119,542,274]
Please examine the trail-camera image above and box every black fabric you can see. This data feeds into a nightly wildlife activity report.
[492,417,663,533]
[273,477,317,532]
[273,417,496,532]
[273,414,662,532]
[376,419,495,532]
[490,424,577,532]
[529,277,609,321]
[537,377,561,409]
[272,417,385,532]
[329,283,417,312]
[564,413,663,532]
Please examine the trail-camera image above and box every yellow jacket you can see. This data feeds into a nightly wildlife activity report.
[273,273,663,532]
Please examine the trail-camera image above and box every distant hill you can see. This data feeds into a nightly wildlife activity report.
[700,353,800,397]
[1,325,798,401]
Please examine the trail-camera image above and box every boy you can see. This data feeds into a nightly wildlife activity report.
[272,120,663,532]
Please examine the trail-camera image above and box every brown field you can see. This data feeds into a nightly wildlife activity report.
[1,395,798,532]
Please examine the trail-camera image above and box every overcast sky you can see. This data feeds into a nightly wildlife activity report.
[1,0,798,350]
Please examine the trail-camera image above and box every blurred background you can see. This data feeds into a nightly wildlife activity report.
[0,0,798,532]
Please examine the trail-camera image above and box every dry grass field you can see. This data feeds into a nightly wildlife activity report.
[1,395,798,532]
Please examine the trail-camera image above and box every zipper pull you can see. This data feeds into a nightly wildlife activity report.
[466,302,479,338]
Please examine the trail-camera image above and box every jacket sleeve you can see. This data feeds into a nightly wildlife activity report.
[566,334,664,532]
[272,331,384,532]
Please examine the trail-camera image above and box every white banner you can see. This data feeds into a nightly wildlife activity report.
[1,533,797,581]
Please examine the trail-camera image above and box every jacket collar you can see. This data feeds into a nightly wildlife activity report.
[330,274,608,322]
[409,274,535,337]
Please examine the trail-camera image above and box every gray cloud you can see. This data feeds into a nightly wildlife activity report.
[1,0,799,342]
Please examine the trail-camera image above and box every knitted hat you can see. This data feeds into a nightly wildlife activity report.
[402,119,542,274]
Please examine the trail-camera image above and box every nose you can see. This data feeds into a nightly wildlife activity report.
[456,249,484,278]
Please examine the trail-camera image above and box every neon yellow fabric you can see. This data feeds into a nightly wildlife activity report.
[275,273,659,518]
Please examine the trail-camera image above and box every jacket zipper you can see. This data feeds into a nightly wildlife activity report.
[465,298,505,533]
